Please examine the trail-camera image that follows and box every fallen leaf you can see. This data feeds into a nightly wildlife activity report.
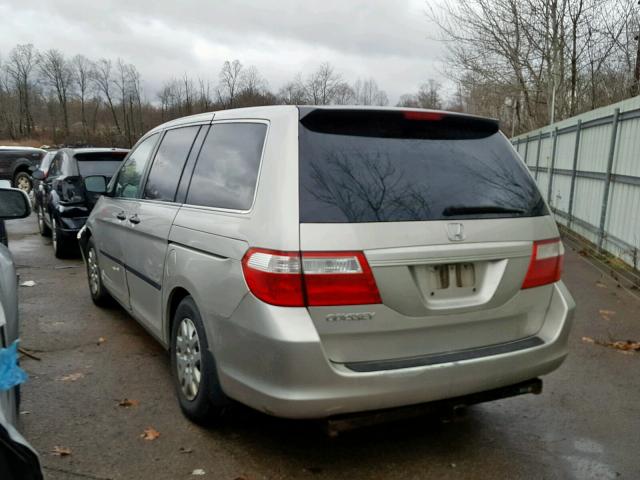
[595,281,607,288]
[97,337,106,345]
[60,372,84,382]
[20,280,36,287]
[609,340,640,352]
[179,447,193,454]
[51,446,72,456]
[582,336,640,352]
[141,427,160,441]
[191,469,206,476]
[118,398,139,408]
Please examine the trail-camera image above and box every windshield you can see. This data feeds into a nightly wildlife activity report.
[298,109,547,223]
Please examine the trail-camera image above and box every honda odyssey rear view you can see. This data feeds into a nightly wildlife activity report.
[79,106,575,424]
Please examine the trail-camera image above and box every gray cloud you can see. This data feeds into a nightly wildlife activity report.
[0,0,448,103]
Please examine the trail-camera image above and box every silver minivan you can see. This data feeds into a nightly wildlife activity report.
[79,106,575,424]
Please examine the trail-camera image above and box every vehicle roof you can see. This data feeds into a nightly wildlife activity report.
[144,105,498,137]
[60,147,129,155]
[0,146,46,153]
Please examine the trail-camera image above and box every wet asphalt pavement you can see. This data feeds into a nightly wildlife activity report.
[5,214,640,480]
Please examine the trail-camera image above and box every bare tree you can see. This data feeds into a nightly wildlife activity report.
[6,44,38,136]
[39,49,74,136]
[353,78,389,106]
[93,58,121,134]
[72,54,93,137]
[218,59,244,108]
[277,78,307,104]
[428,0,638,132]
[397,79,443,109]
[304,63,346,105]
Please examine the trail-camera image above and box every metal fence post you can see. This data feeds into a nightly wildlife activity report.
[567,120,582,229]
[598,108,620,251]
[534,132,543,180]
[547,127,558,205]
[523,135,530,165]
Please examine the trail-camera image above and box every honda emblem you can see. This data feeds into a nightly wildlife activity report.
[446,223,465,241]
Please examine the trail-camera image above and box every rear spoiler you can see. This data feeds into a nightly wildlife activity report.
[297,107,499,140]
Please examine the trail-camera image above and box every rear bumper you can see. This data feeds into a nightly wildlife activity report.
[214,282,575,419]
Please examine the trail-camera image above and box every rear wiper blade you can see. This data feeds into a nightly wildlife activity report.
[442,205,526,216]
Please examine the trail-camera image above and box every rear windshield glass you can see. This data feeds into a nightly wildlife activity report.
[299,109,547,223]
[76,152,126,177]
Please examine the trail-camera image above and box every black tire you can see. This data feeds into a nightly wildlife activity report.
[13,171,32,193]
[171,296,229,425]
[51,217,71,259]
[85,238,112,307]
[36,206,51,237]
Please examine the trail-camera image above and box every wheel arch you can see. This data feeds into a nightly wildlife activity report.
[166,286,192,347]
[12,160,32,177]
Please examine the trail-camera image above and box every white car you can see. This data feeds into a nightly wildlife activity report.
[0,185,42,479]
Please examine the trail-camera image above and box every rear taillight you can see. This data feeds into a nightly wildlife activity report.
[241,249,304,307]
[302,251,382,306]
[521,238,564,289]
[241,249,382,307]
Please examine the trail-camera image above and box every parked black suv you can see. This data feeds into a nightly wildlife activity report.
[0,146,46,193]
[33,148,128,257]
[30,150,57,209]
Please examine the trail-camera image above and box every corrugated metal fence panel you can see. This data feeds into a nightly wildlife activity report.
[614,117,640,177]
[550,174,571,212]
[555,131,577,170]
[511,95,640,270]
[578,123,613,172]
[606,183,640,258]
[573,177,605,227]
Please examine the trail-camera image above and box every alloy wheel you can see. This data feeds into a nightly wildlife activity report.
[16,175,31,192]
[175,318,202,401]
[52,219,57,251]
[87,248,100,295]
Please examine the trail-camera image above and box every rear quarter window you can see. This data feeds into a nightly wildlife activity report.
[299,109,547,223]
[186,122,267,211]
[143,126,200,202]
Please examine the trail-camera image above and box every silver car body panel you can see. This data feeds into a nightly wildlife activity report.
[83,105,576,418]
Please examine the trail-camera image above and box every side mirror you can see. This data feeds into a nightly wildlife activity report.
[32,170,45,181]
[84,175,108,194]
[0,188,31,219]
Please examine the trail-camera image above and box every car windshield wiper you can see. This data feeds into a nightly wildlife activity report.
[442,205,526,216]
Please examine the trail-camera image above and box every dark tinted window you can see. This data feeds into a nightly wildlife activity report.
[114,134,158,199]
[187,123,266,210]
[143,126,199,202]
[299,109,547,223]
[76,152,127,178]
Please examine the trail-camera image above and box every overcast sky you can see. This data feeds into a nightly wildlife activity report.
[0,0,448,104]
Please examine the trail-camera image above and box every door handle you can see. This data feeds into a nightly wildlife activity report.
[116,211,126,221]
[128,214,141,225]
